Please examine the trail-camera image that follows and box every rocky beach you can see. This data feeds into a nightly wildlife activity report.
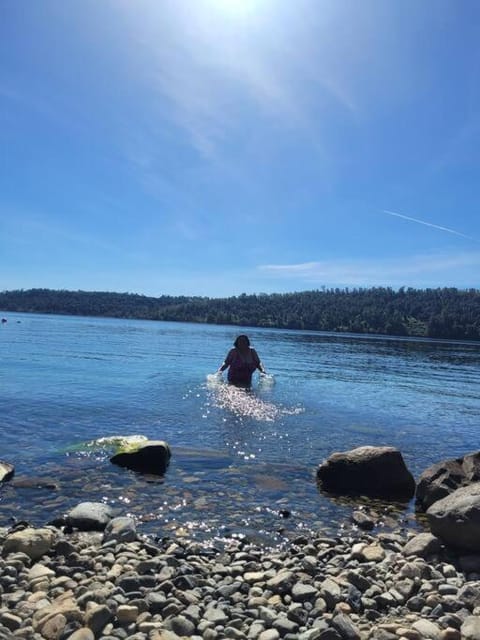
[2,445,480,639]
[2,505,480,640]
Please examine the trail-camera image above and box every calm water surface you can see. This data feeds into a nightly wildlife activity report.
[1,313,479,545]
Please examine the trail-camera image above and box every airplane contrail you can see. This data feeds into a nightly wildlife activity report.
[383,209,477,241]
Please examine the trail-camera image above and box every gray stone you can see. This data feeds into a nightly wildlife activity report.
[331,613,361,640]
[458,584,480,609]
[258,631,280,640]
[272,616,299,635]
[170,615,196,637]
[403,532,443,557]
[316,446,415,501]
[266,570,295,594]
[41,613,67,640]
[85,604,113,636]
[416,451,480,511]
[427,483,480,551]
[318,629,342,640]
[412,619,442,639]
[65,629,95,640]
[351,511,375,531]
[103,517,137,543]
[67,502,114,531]
[461,616,480,640]
[298,630,324,640]
[3,527,56,560]
[320,577,342,610]
[0,612,22,631]
[116,605,139,624]
[344,570,371,593]
[292,582,318,602]
[116,572,141,593]
[224,627,247,639]
[204,607,229,625]
[395,578,415,600]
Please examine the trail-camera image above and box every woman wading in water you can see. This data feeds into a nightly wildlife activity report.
[218,335,266,388]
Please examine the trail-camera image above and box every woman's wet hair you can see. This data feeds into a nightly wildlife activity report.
[234,334,250,348]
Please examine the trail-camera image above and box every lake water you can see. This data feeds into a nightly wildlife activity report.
[1,313,479,546]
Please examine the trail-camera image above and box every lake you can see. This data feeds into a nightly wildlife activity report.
[1,313,479,546]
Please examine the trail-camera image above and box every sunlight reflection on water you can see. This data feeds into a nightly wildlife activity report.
[2,315,480,547]
[206,374,304,422]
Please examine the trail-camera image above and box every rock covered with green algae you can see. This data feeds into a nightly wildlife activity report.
[0,460,14,483]
[65,434,171,475]
[110,439,171,475]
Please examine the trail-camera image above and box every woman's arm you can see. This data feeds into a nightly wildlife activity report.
[218,348,235,372]
[252,349,266,374]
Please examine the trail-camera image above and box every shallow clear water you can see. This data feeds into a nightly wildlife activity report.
[1,313,479,545]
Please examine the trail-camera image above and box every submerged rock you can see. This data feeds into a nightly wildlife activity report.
[317,446,415,502]
[110,439,171,475]
[416,450,480,511]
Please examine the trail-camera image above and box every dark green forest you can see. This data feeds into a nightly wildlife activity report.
[1,287,480,340]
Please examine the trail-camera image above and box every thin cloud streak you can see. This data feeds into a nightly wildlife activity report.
[259,252,480,287]
[383,209,478,242]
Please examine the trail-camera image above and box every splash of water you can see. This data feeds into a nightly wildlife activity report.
[206,374,302,422]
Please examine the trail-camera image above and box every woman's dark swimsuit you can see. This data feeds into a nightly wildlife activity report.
[227,349,259,387]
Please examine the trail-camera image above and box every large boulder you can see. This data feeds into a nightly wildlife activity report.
[111,440,171,475]
[0,460,14,483]
[317,446,415,501]
[416,451,480,511]
[427,482,480,552]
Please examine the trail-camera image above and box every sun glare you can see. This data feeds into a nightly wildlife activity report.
[210,0,263,17]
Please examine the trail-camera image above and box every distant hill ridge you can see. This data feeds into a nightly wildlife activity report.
[1,287,480,340]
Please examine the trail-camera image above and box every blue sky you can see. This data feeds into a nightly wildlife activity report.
[1,0,479,297]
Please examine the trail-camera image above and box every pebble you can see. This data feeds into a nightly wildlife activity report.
[1,517,480,640]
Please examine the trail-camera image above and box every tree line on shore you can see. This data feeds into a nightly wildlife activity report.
[1,286,480,340]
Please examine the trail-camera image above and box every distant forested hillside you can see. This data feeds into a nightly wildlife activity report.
[1,287,480,340]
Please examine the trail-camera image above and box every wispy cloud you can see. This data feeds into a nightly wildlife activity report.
[383,209,478,242]
[0,208,136,259]
[259,252,480,287]
[118,1,357,159]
